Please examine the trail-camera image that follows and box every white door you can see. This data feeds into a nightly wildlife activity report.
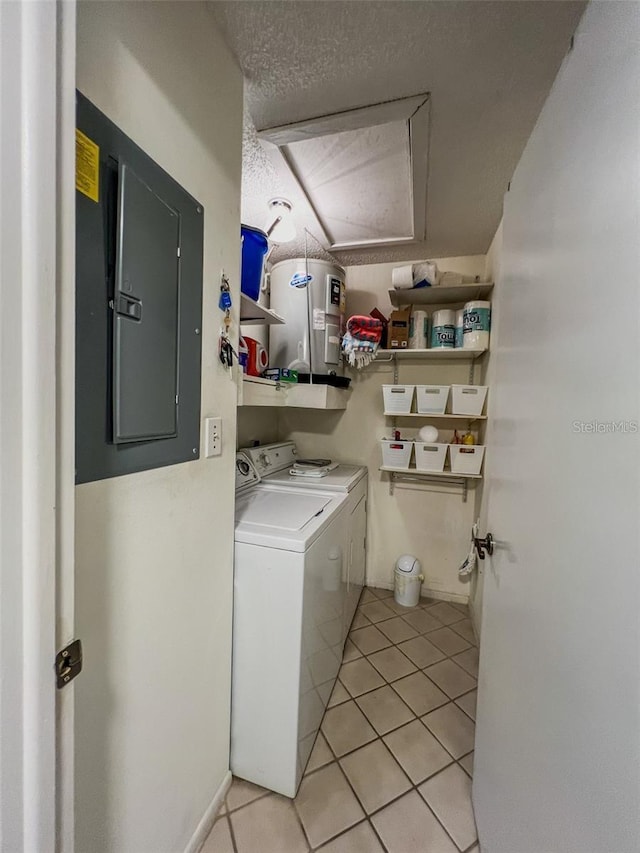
[0,2,75,851]
[473,4,640,852]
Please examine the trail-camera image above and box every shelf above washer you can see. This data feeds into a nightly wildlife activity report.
[240,294,285,325]
[238,376,350,409]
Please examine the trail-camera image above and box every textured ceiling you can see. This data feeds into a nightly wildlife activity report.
[210,0,586,265]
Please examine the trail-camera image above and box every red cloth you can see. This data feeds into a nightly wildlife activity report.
[347,315,383,344]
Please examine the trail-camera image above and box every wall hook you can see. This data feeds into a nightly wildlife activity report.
[474,532,494,560]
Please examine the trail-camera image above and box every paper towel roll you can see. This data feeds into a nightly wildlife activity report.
[392,264,414,289]
[455,309,464,348]
[433,309,455,327]
[409,310,428,349]
[431,309,456,349]
[463,301,491,350]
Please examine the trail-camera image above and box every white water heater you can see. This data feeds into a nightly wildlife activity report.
[268,258,346,377]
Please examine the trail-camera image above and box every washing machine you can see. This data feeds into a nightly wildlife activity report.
[241,442,368,637]
[232,451,348,798]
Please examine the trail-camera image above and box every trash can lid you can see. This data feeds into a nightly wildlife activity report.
[396,554,421,575]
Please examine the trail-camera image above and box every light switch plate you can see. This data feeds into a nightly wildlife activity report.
[205,417,222,457]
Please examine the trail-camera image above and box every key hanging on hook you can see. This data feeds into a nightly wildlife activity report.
[219,272,232,311]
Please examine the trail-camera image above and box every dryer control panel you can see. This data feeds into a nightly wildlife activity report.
[235,452,261,493]
[242,442,298,478]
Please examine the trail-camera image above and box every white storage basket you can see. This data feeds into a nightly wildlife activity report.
[414,443,448,473]
[382,385,415,414]
[450,385,488,416]
[416,385,450,414]
[381,440,413,469]
[449,444,485,475]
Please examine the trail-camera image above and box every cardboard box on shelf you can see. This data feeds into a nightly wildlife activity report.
[370,307,389,349]
[388,306,412,348]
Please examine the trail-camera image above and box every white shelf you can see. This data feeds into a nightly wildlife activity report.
[239,376,286,407]
[238,375,350,410]
[240,294,285,325]
[286,384,350,410]
[388,282,494,308]
[383,412,487,421]
[380,466,482,480]
[376,348,487,360]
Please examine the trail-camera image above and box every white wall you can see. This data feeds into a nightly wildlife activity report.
[74,4,242,852]
[237,405,279,449]
[280,256,488,601]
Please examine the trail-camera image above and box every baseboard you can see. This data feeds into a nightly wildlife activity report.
[422,586,469,606]
[366,582,469,606]
[184,770,232,853]
[469,598,482,640]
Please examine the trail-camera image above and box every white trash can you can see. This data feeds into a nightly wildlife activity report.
[394,555,424,608]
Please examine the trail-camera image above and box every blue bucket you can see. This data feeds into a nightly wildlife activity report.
[240,225,268,302]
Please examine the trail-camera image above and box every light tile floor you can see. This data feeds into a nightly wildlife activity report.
[203,587,479,853]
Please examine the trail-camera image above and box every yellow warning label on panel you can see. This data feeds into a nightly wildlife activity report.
[75,129,99,202]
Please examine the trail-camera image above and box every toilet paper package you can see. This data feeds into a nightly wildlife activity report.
[391,265,414,289]
[455,309,464,348]
[412,261,438,288]
[409,310,429,349]
[430,309,456,349]
[392,261,439,290]
[463,300,491,350]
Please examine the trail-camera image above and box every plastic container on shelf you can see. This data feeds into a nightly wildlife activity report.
[449,444,485,475]
[416,385,450,414]
[450,385,488,416]
[414,443,448,473]
[382,385,415,414]
[380,439,414,469]
[240,225,269,301]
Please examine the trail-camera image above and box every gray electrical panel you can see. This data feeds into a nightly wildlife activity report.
[76,92,204,483]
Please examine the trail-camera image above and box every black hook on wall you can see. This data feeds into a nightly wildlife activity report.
[474,532,494,560]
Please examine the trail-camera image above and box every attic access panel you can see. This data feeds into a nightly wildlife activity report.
[258,93,430,252]
[285,121,413,245]
[75,92,204,484]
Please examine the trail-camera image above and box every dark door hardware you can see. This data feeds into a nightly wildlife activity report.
[55,639,83,688]
[474,533,494,560]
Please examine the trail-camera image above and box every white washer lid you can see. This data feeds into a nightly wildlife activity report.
[235,490,332,531]
[262,464,367,493]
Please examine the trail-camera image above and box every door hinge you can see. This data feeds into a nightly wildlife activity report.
[55,639,83,688]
